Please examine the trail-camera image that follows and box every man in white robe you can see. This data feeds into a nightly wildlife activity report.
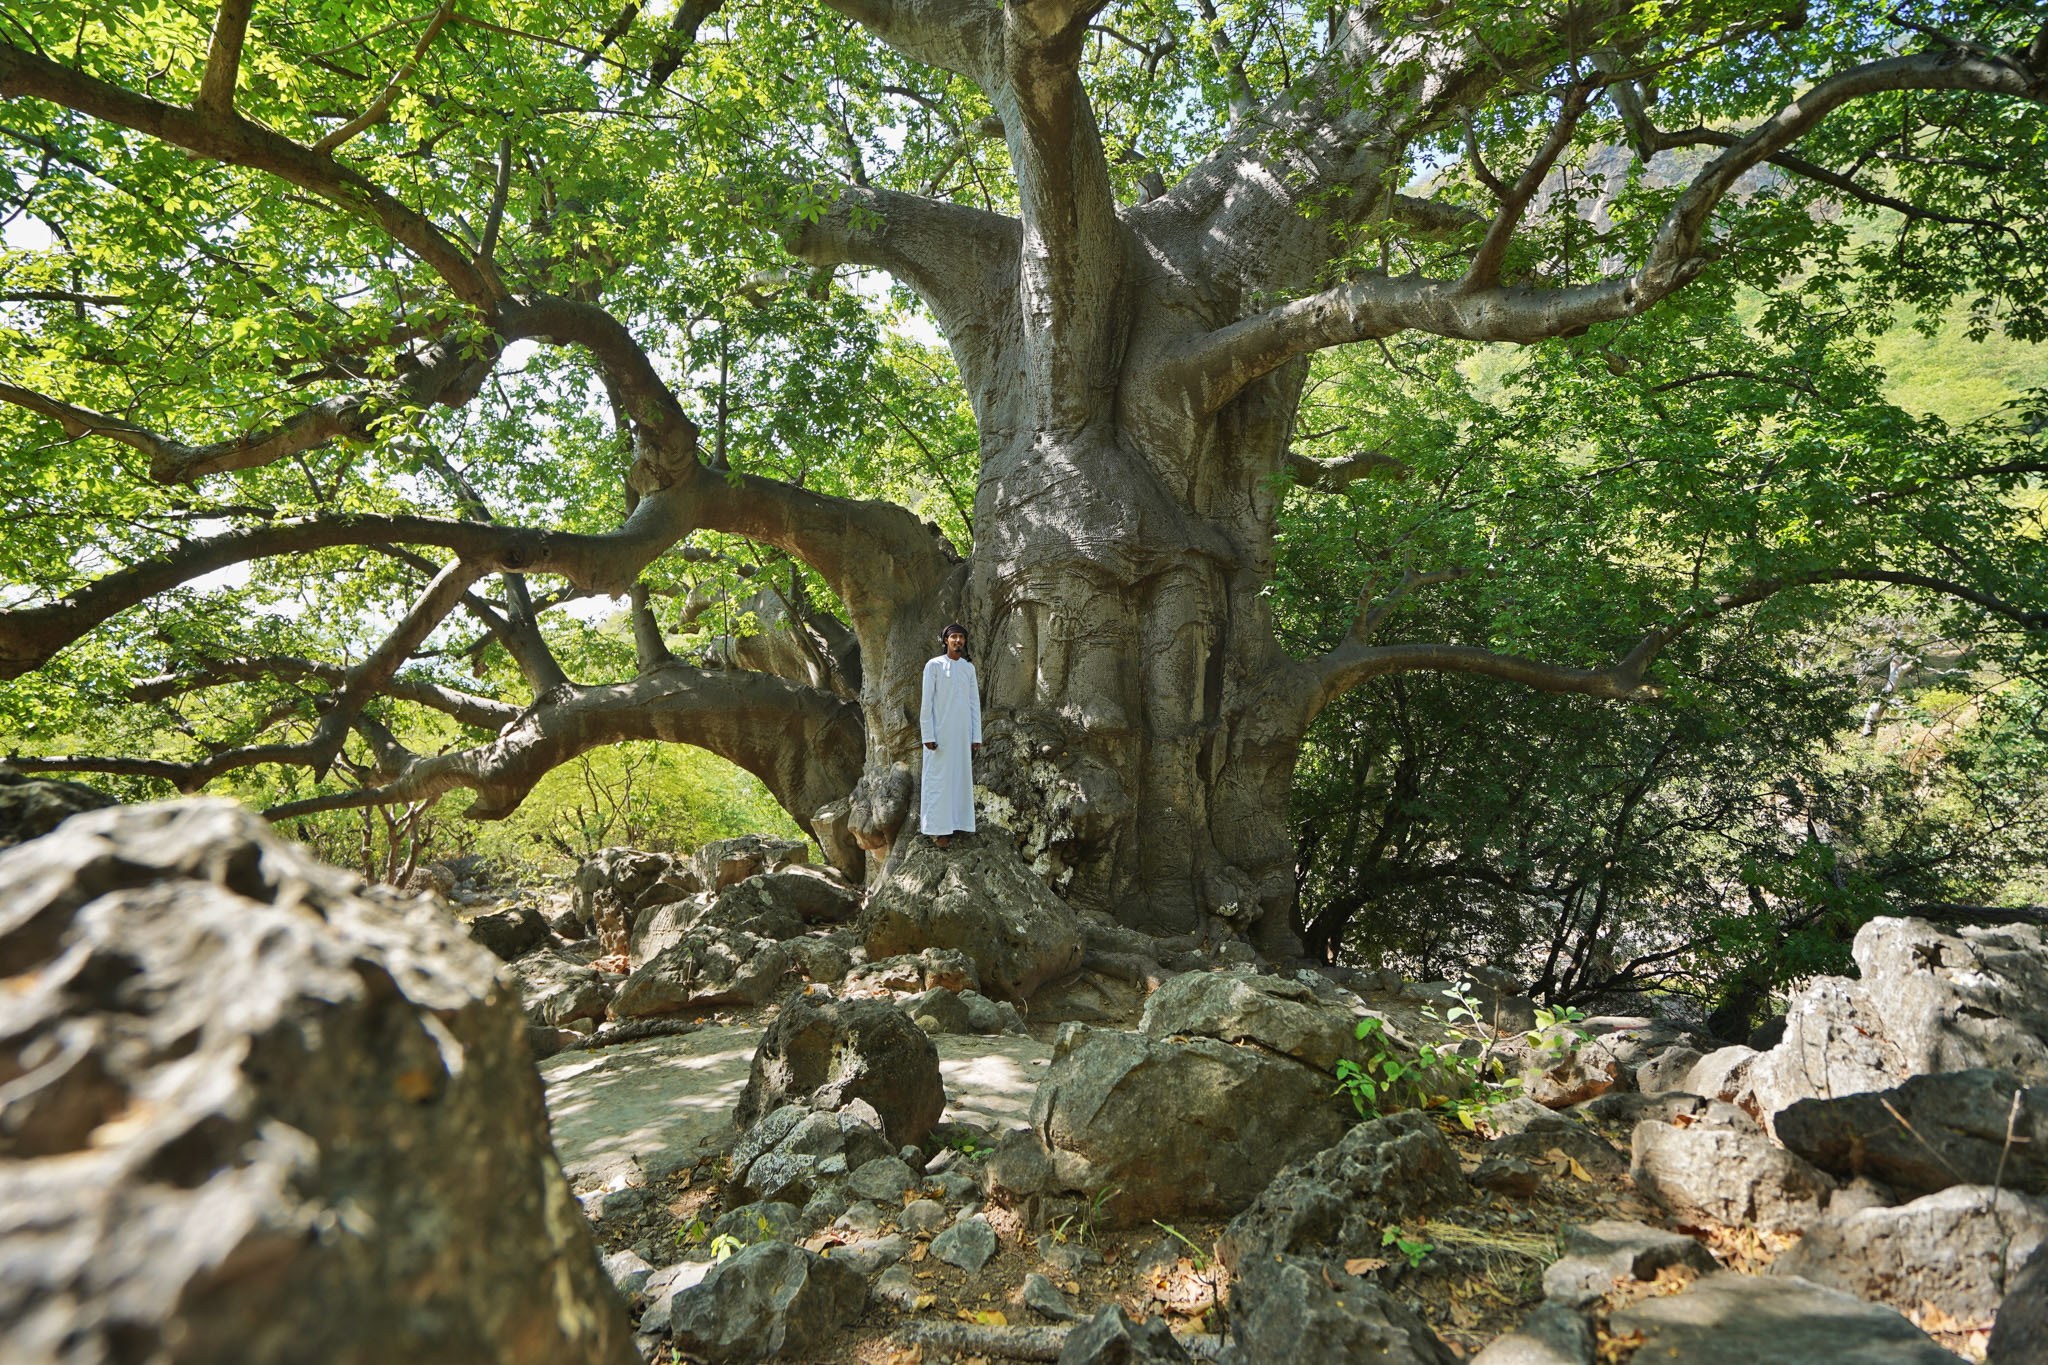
[920,623,982,845]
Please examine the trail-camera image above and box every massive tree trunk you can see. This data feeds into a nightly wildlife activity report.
[3,3,2040,949]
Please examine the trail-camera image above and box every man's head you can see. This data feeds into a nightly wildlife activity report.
[941,623,968,658]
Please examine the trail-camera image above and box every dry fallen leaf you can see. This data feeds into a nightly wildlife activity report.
[909,1242,929,1262]
[960,1309,1008,1327]
[1344,1257,1390,1276]
[1566,1156,1593,1183]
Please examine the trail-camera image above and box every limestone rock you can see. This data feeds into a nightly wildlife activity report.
[734,993,946,1148]
[788,934,855,986]
[754,866,861,923]
[1852,918,2048,1081]
[1522,1047,1622,1109]
[1681,1045,1760,1110]
[1217,1111,1470,1270]
[1609,1271,1965,1363]
[631,893,712,964]
[1020,1026,1351,1226]
[0,765,112,849]
[577,847,700,953]
[1748,976,1907,1128]
[1541,1219,1715,1307]
[728,1107,895,1206]
[611,927,793,1017]
[0,800,635,1365]
[1025,1273,1083,1322]
[696,833,809,890]
[1774,1070,2048,1198]
[1772,1186,2048,1326]
[1227,1254,1457,1365]
[862,837,1083,1001]
[1056,1305,1192,1364]
[1631,1118,1835,1231]
[666,1241,864,1362]
[463,900,549,961]
[1137,968,1362,1074]
[507,948,617,1027]
[1637,1045,1706,1095]
[1470,1303,1595,1365]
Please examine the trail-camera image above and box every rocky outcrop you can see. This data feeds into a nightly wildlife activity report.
[575,847,699,952]
[862,837,1083,1001]
[0,764,112,848]
[1772,1186,2048,1326]
[1540,1219,1717,1307]
[1748,918,2048,1129]
[1218,1111,1470,1270]
[0,800,635,1365]
[734,992,946,1148]
[1607,1271,1964,1363]
[610,928,793,1017]
[1773,1070,2048,1198]
[698,833,810,889]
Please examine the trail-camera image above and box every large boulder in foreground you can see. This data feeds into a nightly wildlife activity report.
[734,992,946,1149]
[861,836,1083,1002]
[0,800,634,1365]
[1013,1023,1351,1226]
[1138,968,1361,1074]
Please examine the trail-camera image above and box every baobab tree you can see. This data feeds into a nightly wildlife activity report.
[2,0,2044,955]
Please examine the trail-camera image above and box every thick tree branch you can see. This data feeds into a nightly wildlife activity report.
[1462,82,1595,292]
[1175,48,2046,414]
[783,185,1021,403]
[1286,446,1412,492]
[197,0,256,115]
[816,0,1000,82]
[261,663,865,851]
[997,0,1124,435]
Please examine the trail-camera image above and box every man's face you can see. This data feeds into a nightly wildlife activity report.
[944,631,965,657]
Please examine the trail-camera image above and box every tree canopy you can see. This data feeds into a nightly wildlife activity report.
[2,0,2045,964]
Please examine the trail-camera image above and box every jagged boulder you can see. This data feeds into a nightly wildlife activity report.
[1057,1305,1192,1364]
[462,901,549,961]
[1989,1247,2047,1364]
[1217,1110,1470,1271]
[1748,918,2048,1129]
[575,847,700,953]
[610,928,793,1017]
[1772,1186,2048,1326]
[0,800,635,1365]
[507,948,617,1027]
[1227,1254,1456,1365]
[1631,1118,1835,1231]
[734,992,946,1148]
[861,837,1083,1001]
[726,1105,896,1207]
[1138,968,1362,1074]
[1011,1022,1353,1227]
[1541,1219,1717,1307]
[1774,1070,2048,1198]
[0,765,113,849]
[666,1241,864,1363]
[696,833,809,889]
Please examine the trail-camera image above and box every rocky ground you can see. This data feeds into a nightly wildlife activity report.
[482,829,2045,1364]
[2,783,2041,1365]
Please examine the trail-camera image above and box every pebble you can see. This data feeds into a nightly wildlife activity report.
[829,1233,910,1276]
[873,1264,929,1311]
[832,1200,889,1238]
